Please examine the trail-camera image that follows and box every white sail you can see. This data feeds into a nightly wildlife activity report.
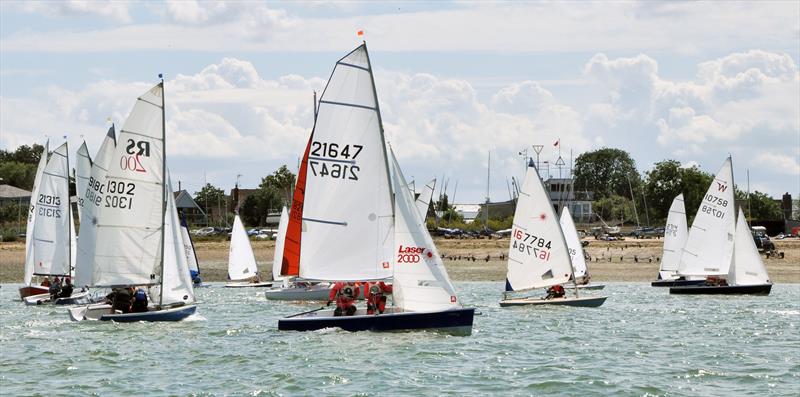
[180,215,199,274]
[559,207,587,280]
[158,176,196,305]
[272,206,289,281]
[89,84,165,287]
[299,44,394,282]
[391,151,458,311]
[30,142,72,277]
[678,157,736,276]
[74,126,117,287]
[228,214,258,281]
[728,209,771,286]
[75,142,92,221]
[23,141,49,286]
[505,167,573,291]
[659,194,688,279]
[415,179,436,220]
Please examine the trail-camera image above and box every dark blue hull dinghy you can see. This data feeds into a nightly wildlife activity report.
[279,307,475,335]
[669,284,772,295]
[651,279,706,287]
[69,303,197,322]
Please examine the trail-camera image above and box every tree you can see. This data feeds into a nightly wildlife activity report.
[574,148,641,200]
[194,183,225,217]
[593,194,636,224]
[0,144,46,190]
[643,160,714,223]
[740,191,783,220]
[0,144,45,164]
[260,165,296,204]
[240,186,282,226]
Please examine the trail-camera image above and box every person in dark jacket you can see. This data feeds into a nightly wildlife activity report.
[131,288,148,313]
[58,277,74,298]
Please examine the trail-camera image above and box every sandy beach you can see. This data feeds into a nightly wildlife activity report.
[1,237,798,284]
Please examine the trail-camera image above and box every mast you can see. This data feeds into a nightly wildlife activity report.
[313,91,318,122]
[65,140,72,276]
[362,41,395,212]
[159,76,166,306]
[485,151,490,229]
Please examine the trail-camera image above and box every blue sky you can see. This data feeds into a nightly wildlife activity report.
[1,1,798,204]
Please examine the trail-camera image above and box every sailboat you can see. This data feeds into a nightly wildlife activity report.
[665,157,736,287]
[278,43,474,334]
[651,194,703,287]
[19,142,50,299]
[500,165,607,307]
[225,213,273,288]
[415,179,436,219]
[21,142,87,305]
[69,80,197,322]
[179,211,204,286]
[559,207,604,290]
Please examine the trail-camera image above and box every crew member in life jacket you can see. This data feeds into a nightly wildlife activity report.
[365,281,393,315]
[131,288,148,313]
[58,277,74,298]
[545,284,565,300]
[328,282,359,316]
[48,277,62,301]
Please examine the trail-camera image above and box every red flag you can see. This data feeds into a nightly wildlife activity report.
[553,139,559,147]
[357,30,364,37]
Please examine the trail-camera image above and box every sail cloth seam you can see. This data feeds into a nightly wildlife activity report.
[35,203,61,209]
[33,238,54,243]
[302,217,347,226]
[337,61,370,72]
[308,156,356,165]
[137,97,162,109]
[42,171,68,179]
[318,99,376,111]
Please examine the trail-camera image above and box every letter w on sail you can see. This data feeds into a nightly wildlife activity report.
[717,182,728,192]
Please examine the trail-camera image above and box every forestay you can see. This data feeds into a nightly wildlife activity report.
[299,44,394,281]
[31,142,73,277]
[273,206,289,281]
[23,142,49,286]
[727,208,770,286]
[228,214,258,281]
[89,84,165,287]
[390,151,458,311]
[505,166,572,291]
[415,179,436,220]
[678,157,736,276]
[75,126,117,287]
[559,207,587,280]
[659,194,688,279]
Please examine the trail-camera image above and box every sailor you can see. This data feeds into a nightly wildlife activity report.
[131,288,148,313]
[58,277,74,298]
[545,284,565,300]
[40,277,51,287]
[111,287,132,314]
[366,281,393,315]
[49,277,62,300]
[328,282,359,316]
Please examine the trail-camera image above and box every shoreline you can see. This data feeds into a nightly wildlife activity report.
[2,238,798,284]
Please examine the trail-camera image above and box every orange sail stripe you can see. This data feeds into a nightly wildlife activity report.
[281,137,311,276]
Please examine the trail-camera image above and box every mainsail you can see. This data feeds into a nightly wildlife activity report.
[298,44,394,282]
[23,141,49,286]
[88,84,165,287]
[31,142,73,278]
[505,167,573,291]
[273,206,289,281]
[559,207,587,280]
[281,138,311,277]
[659,194,688,279]
[158,177,196,305]
[415,179,436,220]
[180,211,200,279]
[678,157,736,276]
[390,150,458,311]
[74,125,118,287]
[75,142,92,221]
[228,214,258,281]
[727,208,771,286]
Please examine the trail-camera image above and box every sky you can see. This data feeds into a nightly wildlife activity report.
[1,1,798,204]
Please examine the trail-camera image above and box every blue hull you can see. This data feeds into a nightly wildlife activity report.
[279,308,475,335]
[99,305,197,322]
[651,279,706,287]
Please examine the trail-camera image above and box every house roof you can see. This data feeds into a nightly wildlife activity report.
[173,190,205,214]
[0,184,31,199]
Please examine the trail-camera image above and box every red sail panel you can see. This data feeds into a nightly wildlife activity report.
[281,137,311,276]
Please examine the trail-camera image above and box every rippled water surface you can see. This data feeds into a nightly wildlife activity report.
[1,282,798,396]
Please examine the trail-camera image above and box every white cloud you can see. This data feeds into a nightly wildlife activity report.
[752,153,800,176]
[9,0,132,23]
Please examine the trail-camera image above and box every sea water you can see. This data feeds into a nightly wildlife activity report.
[1,282,798,396]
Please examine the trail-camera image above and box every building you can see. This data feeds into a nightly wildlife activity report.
[173,190,206,225]
[0,184,31,207]
[452,204,480,223]
[543,177,594,223]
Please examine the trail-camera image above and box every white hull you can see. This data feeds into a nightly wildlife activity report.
[264,283,332,301]
[500,295,608,307]
[69,303,197,322]
[24,290,96,306]
[224,281,274,288]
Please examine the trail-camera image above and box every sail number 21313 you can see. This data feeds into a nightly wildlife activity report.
[513,229,552,261]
